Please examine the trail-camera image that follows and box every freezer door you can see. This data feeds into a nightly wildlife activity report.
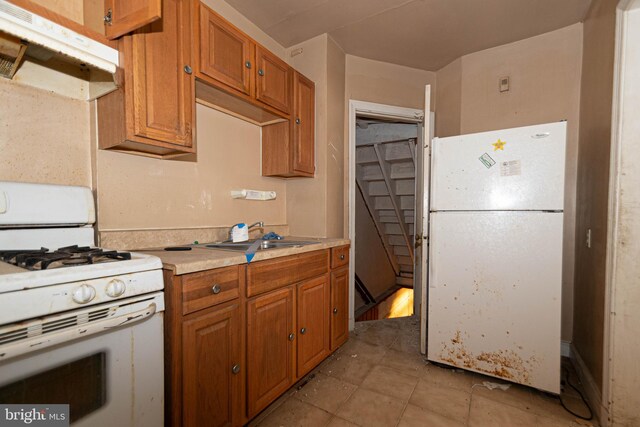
[427,211,562,393]
[431,122,566,211]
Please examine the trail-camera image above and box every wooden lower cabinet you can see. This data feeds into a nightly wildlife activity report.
[331,266,350,350]
[297,275,330,377]
[166,246,350,426]
[182,301,243,427]
[246,286,295,418]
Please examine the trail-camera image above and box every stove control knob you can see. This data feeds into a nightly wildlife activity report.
[106,279,126,298]
[72,284,96,304]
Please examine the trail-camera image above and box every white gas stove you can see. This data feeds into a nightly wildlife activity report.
[0,181,165,427]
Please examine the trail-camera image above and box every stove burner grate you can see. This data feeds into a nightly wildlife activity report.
[0,246,132,271]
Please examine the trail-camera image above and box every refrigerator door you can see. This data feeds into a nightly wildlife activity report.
[431,122,566,211]
[427,211,562,393]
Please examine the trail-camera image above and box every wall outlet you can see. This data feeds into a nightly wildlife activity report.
[586,228,592,248]
[499,76,510,92]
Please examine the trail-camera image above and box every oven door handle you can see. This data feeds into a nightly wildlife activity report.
[0,303,157,362]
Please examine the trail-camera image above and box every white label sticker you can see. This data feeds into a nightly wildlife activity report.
[479,153,496,169]
[500,160,521,176]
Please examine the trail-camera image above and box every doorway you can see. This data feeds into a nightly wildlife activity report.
[347,98,432,353]
[353,116,419,322]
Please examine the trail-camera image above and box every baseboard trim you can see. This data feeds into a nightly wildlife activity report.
[561,340,572,358]
[570,344,608,427]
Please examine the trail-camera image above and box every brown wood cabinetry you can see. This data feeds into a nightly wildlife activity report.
[262,71,316,177]
[297,275,330,377]
[331,266,350,350]
[164,265,246,427]
[246,287,296,417]
[97,0,195,158]
[195,3,292,116]
[104,0,162,39]
[165,246,349,426]
[182,301,243,427]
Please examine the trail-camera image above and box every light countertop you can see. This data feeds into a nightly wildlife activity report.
[141,236,350,275]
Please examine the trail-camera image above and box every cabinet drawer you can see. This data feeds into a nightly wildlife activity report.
[247,250,329,297]
[330,246,350,269]
[182,265,241,315]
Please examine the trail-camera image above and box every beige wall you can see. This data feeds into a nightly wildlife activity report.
[96,105,287,230]
[433,24,583,343]
[0,79,91,187]
[573,0,618,396]
[609,4,640,424]
[345,55,436,110]
[435,58,462,137]
[355,190,396,298]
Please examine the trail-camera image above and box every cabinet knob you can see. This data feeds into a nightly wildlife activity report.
[231,364,240,374]
[295,118,301,125]
[333,307,338,315]
[339,254,345,260]
[212,284,221,294]
[245,61,252,69]
[184,65,192,75]
[258,69,264,76]
[288,333,295,341]
[300,327,306,335]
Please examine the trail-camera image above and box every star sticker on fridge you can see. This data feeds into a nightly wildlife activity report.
[492,139,507,151]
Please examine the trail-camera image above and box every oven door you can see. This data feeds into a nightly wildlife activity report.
[0,292,164,427]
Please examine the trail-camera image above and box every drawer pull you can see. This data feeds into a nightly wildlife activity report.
[212,284,221,294]
[300,327,306,335]
[288,333,295,341]
[339,254,345,260]
[333,307,338,315]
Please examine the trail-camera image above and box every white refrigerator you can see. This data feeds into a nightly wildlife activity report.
[427,121,566,394]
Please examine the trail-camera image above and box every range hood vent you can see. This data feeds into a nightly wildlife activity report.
[0,0,118,74]
[0,31,26,78]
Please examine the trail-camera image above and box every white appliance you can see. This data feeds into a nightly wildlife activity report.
[0,0,119,73]
[427,121,566,394]
[0,181,165,426]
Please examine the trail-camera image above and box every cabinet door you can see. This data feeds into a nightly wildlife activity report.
[104,0,162,39]
[331,267,349,350]
[247,287,295,417]
[130,0,193,147]
[297,275,330,377]
[199,3,252,96]
[292,72,315,175]
[255,45,292,114]
[182,301,242,427]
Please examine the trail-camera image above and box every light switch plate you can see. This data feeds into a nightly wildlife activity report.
[499,76,510,92]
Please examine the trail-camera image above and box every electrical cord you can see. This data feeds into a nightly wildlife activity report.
[556,366,593,421]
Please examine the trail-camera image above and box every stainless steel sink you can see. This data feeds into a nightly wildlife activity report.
[194,239,319,252]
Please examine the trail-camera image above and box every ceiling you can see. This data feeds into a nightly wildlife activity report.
[224,0,591,71]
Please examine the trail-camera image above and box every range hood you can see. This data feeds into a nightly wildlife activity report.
[0,0,118,74]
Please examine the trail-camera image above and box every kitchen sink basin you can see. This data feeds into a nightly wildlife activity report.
[195,240,319,252]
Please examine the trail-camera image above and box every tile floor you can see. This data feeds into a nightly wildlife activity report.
[250,316,596,427]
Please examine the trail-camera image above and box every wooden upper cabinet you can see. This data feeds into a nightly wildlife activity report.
[297,276,330,377]
[97,0,194,158]
[246,287,295,418]
[104,0,162,39]
[330,266,349,350]
[261,71,315,178]
[292,71,315,175]
[182,301,243,427]
[198,3,252,96]
[255,46,292,114]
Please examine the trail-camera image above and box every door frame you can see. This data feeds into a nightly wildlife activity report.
[347,100,424,331]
